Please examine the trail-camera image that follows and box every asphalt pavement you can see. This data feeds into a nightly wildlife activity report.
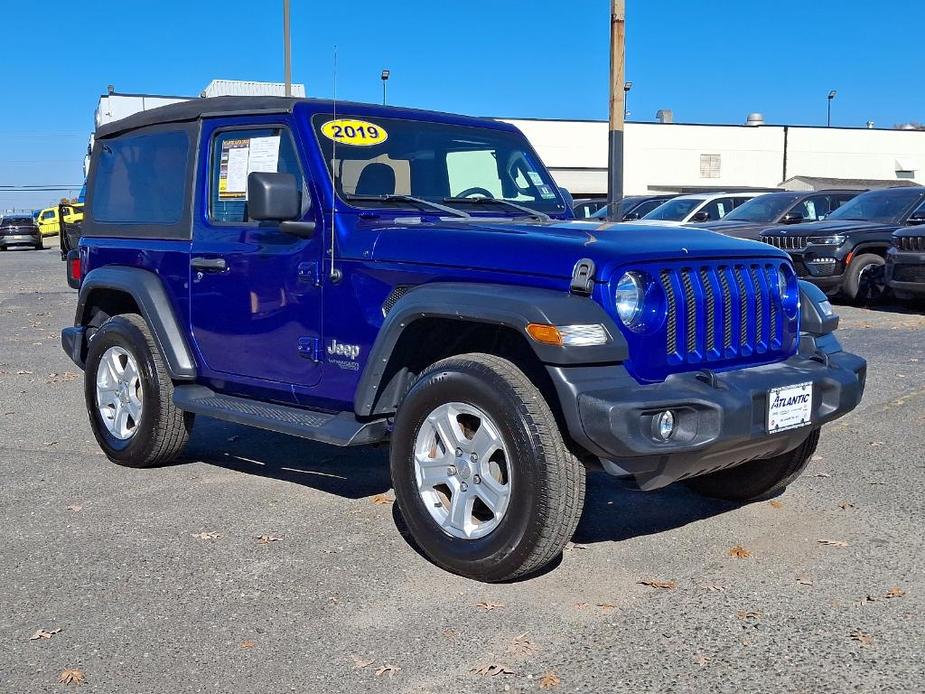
[1,246,923,693]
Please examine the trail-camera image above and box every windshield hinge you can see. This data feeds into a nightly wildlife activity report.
[570,258,596,295]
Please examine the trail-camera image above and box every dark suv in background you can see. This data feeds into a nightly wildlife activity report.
[886,213,925,300]
[589,194,677,222]
[0,215,43,251]
[760,186,925,301]
[689,190,857,240]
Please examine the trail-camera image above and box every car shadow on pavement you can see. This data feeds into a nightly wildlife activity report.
[571,470,739,544]
[182,416,392,499]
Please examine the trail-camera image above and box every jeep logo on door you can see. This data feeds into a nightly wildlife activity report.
[327,339,360,360]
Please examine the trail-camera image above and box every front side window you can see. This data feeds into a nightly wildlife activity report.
[724,194,798,222]
[209,127,304,223]
[310,114,565,215]
[643,198,702,221]
[91,129,189,224]
[828,188,925,224]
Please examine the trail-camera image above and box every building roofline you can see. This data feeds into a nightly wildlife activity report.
[498,116,925,132]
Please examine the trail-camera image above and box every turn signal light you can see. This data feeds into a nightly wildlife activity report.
[526,323,609,347]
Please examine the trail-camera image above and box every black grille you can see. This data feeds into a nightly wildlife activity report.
[893,265,925,283]
[895,236,925,252]
[661,262,784,364]
[762,235,809,251]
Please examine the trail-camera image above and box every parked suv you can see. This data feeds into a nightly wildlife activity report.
[886,215,925,299]
[0,215,43,250]
[589,194,677,222]
[760,187,925,302]
[688,190,858,240]
[636,192,762,226]
[61,97,866,582]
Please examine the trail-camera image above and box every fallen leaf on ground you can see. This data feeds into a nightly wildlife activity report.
[885,586,905,599]
[735,610,762,621]
[476,601,504,611]
[66,505,82,513]
[850,629,873,647]
[838,501,856,510]
[769,500,783,509]
[351,655,374,669]
[16,370,33,375]
[817,539,848,548]
[442,628,458,639]
[371,494,394,505]
[811,455,823,462]
[811,472,831,478]
[30,628,61,640]
[508,633,536,656]
[240,640,256,649]
[58,669,85,685]
[375,664,400,678]
[637,579,677,590]
[575,602,589,609]
[596,602,617,612]
[256,535,283,544]
[705,584,726,593]
[728,545,752,559]
[191,531,220,540]
[539,671,561,689]
[869,441,884,447]
[472,662,514,677]
[693,653,712,666]
[796,575,814,586]
[44,441,58,446]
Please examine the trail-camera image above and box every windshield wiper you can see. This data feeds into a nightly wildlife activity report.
[345,194,470,219]
[443,197,551,221]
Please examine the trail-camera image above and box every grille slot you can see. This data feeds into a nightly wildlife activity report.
[763,235,808,251]
[897,236,925,252]
[656,261,789,374]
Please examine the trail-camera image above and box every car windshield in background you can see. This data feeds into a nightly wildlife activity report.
[722,193,800,222]
[0,217,33,227]
[310,114,566,215]
[827,188,925,224]
[642,198,702,221]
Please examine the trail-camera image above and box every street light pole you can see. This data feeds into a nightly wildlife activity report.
[283,0,292,96]
[827,89,837,127]
[381,69,390,105]
[623,81,633,120]
[607,0,626,221]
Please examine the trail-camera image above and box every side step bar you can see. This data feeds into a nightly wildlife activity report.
[173,385,388,446]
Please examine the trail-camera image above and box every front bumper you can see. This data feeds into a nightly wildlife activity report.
[886,248,925,295]
[548,335,865,490]
[0,233,41,248]
[785,250,847,292]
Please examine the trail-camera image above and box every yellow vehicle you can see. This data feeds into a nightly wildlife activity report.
[37,203,83,237]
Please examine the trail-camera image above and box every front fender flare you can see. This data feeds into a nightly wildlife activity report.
[75,266,196,379]
[354,282,626,416]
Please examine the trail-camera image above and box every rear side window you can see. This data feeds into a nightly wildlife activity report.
[91,130,190,224]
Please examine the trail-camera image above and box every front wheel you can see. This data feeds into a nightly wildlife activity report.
[842,253,885,303]
[684,428,820,502]
[84,313,194,467]
[390,354,586,582]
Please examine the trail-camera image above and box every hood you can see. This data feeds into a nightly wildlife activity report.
[686,219,771,240]
[370,218,789,281]
[760,219,897,237]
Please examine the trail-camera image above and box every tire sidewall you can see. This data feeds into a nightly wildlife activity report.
[84,316,164,466]
[390,364,544,580]
[845,253,884,302]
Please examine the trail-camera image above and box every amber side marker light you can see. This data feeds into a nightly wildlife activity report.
[526,323,609,347]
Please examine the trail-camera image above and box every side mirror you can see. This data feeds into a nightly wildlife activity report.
[690,210,710,222]
[782,211,804,224]
[907,212,925,226]
[622,211,641,221]
[247,172,315,237]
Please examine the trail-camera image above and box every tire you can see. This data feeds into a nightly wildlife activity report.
[84,313,193,467]
[842,253,885,303]
[390,353,585,582]
[34,243,43,251]
[684,428,820,502]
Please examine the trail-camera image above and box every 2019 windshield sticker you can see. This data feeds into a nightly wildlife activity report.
[321,119,388,147]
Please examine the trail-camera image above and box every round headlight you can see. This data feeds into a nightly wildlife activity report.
[777,267,798,317]
[614,272,644,326]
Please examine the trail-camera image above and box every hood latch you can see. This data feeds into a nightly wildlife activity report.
[570,258,595,295]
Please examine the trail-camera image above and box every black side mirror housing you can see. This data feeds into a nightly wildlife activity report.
[907,213,925,226]
[248,172,301,221]
[622,211,641,221]
[782,211,804,224]
[691,211,710,222]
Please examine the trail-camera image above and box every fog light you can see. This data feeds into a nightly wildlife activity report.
[654,410,675,441]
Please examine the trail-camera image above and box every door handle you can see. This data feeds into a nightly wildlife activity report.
[191,257,227,272]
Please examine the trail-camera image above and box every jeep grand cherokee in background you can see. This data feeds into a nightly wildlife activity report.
[760,186,925,302]
[688,190,858,240]
[60,96,866,582]
[0,214,43,250]
[886,218,925,299]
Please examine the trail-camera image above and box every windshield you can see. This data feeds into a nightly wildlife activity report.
[827,188,925,224]
[643,198,703,221]
[311,114,566,215]
[722,193,800,222]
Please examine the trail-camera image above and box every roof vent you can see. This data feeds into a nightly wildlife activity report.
[746,112,765,126]
[656,109,673,124]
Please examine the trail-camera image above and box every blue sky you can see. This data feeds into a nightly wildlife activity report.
[2,0,923,211]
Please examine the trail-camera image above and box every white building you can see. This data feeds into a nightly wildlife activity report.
[503,117,925,197]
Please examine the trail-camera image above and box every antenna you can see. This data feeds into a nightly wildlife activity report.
[328,45,342,283]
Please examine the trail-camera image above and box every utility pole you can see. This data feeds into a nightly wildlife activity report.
[607,0,626,220]
[283,0,292,96]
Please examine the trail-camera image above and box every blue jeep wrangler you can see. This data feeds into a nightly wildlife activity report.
[61,96,866,582]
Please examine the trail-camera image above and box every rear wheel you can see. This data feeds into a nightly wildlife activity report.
[842,253,885,303]
[684,428,820,502]
[84,313,193,467]
[390,353,585,582]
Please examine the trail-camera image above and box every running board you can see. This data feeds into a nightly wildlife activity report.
[173,385,388,446]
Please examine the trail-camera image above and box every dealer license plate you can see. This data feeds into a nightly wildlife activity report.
[767,382,813,433]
